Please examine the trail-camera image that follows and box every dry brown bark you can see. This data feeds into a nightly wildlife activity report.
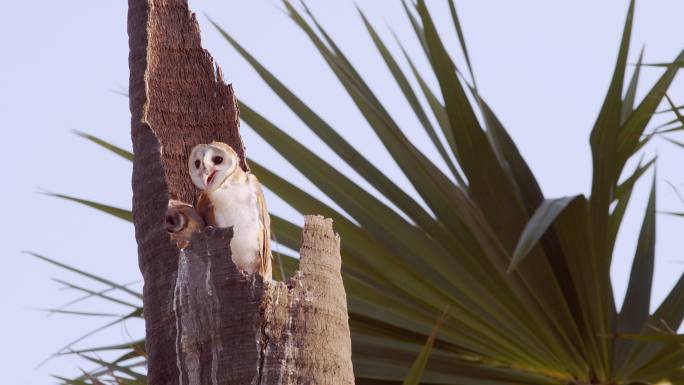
[128,0,354,384]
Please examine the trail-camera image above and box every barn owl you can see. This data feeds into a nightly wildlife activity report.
[188,141,272,281]
[165,200,205,249]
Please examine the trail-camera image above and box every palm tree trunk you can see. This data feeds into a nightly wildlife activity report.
[127,0,354,384]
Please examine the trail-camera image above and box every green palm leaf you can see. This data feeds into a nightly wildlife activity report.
[402,310,449,385]
[41,192,132,222]
[508,196,579,273]
[44,1,684,384]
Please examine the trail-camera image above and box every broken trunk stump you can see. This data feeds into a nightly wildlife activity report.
[128,0,354,383]
[174,216,354,385]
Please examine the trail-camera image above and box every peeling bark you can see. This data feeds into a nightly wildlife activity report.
[260,216,354,384]
[173,226,264,385]
[128,0,353,384]
[174,217,354,385]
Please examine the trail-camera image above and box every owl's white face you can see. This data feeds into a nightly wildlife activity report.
[188,142,238,192]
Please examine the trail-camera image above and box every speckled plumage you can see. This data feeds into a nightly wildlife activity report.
[189,142,272,280]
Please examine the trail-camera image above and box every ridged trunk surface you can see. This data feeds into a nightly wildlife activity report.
[127,0,354,384]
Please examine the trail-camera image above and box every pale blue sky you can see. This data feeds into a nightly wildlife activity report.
[2,1,684,384]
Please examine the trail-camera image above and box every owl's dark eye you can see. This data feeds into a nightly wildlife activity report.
[194,160,201,169]
[213,156,224,165]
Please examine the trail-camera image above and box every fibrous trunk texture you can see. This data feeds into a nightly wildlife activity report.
[128,0,354,384]
[175,216,354,385]
[260,216,354,384]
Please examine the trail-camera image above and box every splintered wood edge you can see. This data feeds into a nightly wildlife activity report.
[130,0,353,382]
[129,1,249,384]
[139,0,246,206]
[257,215,353,384]
[173,225,265,385]
[173,215,353,384]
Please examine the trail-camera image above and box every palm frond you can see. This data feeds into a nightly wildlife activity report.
[43,1,684,384]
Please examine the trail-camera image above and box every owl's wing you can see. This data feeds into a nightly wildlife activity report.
[249,174,272,281]
[197,192,216,226]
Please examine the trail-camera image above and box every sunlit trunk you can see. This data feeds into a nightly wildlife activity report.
[128,0,354,383]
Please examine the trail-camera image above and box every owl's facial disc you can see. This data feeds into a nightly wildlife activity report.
[188,143,237,192]
[189,145,209,190]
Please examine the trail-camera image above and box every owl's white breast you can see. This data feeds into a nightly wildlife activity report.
[207,180,261,273]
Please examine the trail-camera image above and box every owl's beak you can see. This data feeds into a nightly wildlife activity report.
[205,170,218,188]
